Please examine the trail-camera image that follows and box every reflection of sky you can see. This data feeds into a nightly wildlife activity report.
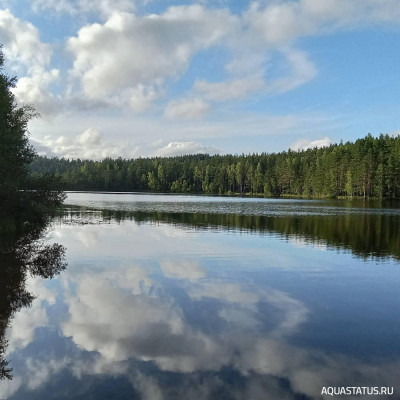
[2,214,400,399]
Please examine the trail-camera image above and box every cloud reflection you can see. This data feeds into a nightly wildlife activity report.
[3,219,400,400]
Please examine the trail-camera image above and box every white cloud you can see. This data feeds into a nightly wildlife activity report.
[266,48,317,94]
[205,0,400,102]
[61,0,400,116]
[290,136,332,151]
[28,109,336,160]
[37,128,140,159]
[66,6,237,110]
[245,0,400,47]
[129,85,159,112]
[0,9,52,68]
[192,47,315,106]
[245,2,308,46]
[2,0,400,156]
[12,68,60,114]
[164,98,210,119]
[77,127,103,146]
[154,141,219,157]
[0,9,60,114]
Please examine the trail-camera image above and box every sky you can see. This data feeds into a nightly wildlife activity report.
[0,0,400,159]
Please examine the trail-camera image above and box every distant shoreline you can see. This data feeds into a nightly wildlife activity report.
[30,134,400,199]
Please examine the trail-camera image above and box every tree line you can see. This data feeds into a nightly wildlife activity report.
[29,134,400,198]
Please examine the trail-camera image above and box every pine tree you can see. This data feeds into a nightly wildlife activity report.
[0,46,64,213]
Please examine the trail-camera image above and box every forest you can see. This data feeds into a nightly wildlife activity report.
[29,133,400,198]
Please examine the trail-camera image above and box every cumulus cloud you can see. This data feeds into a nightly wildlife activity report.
[3,0,400,115]
[36,128,140,159]
[61,0,400,115]
[77,127,102,146]
[0,9,60,114]
[164,98,210,119]
[66,6,237,110]
[154,141,219,157]
[2,0,400,154]
[290,136,332,151]
[129,85,159,112]
[12,68,60,114]
[0,9,52,68]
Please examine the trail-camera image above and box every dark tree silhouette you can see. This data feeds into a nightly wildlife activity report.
[0,215,67,380]
[0,45,64,213]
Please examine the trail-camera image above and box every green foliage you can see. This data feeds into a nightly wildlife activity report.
[0,47,36,198]
[0,46,64,212]
[29,134,400,199]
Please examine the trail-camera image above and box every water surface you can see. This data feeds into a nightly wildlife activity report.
[1,193,400,399]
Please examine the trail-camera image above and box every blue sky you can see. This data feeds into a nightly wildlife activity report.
[0,0,400,159]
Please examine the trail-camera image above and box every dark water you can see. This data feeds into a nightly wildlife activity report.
[1,193,400,399]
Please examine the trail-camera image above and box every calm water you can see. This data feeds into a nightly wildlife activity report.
[1,193,400,399]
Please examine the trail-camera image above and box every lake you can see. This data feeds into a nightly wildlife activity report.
[1,192,400,399]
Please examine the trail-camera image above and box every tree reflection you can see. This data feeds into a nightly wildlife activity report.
[0,214,67,380]
[79,208,400,260]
